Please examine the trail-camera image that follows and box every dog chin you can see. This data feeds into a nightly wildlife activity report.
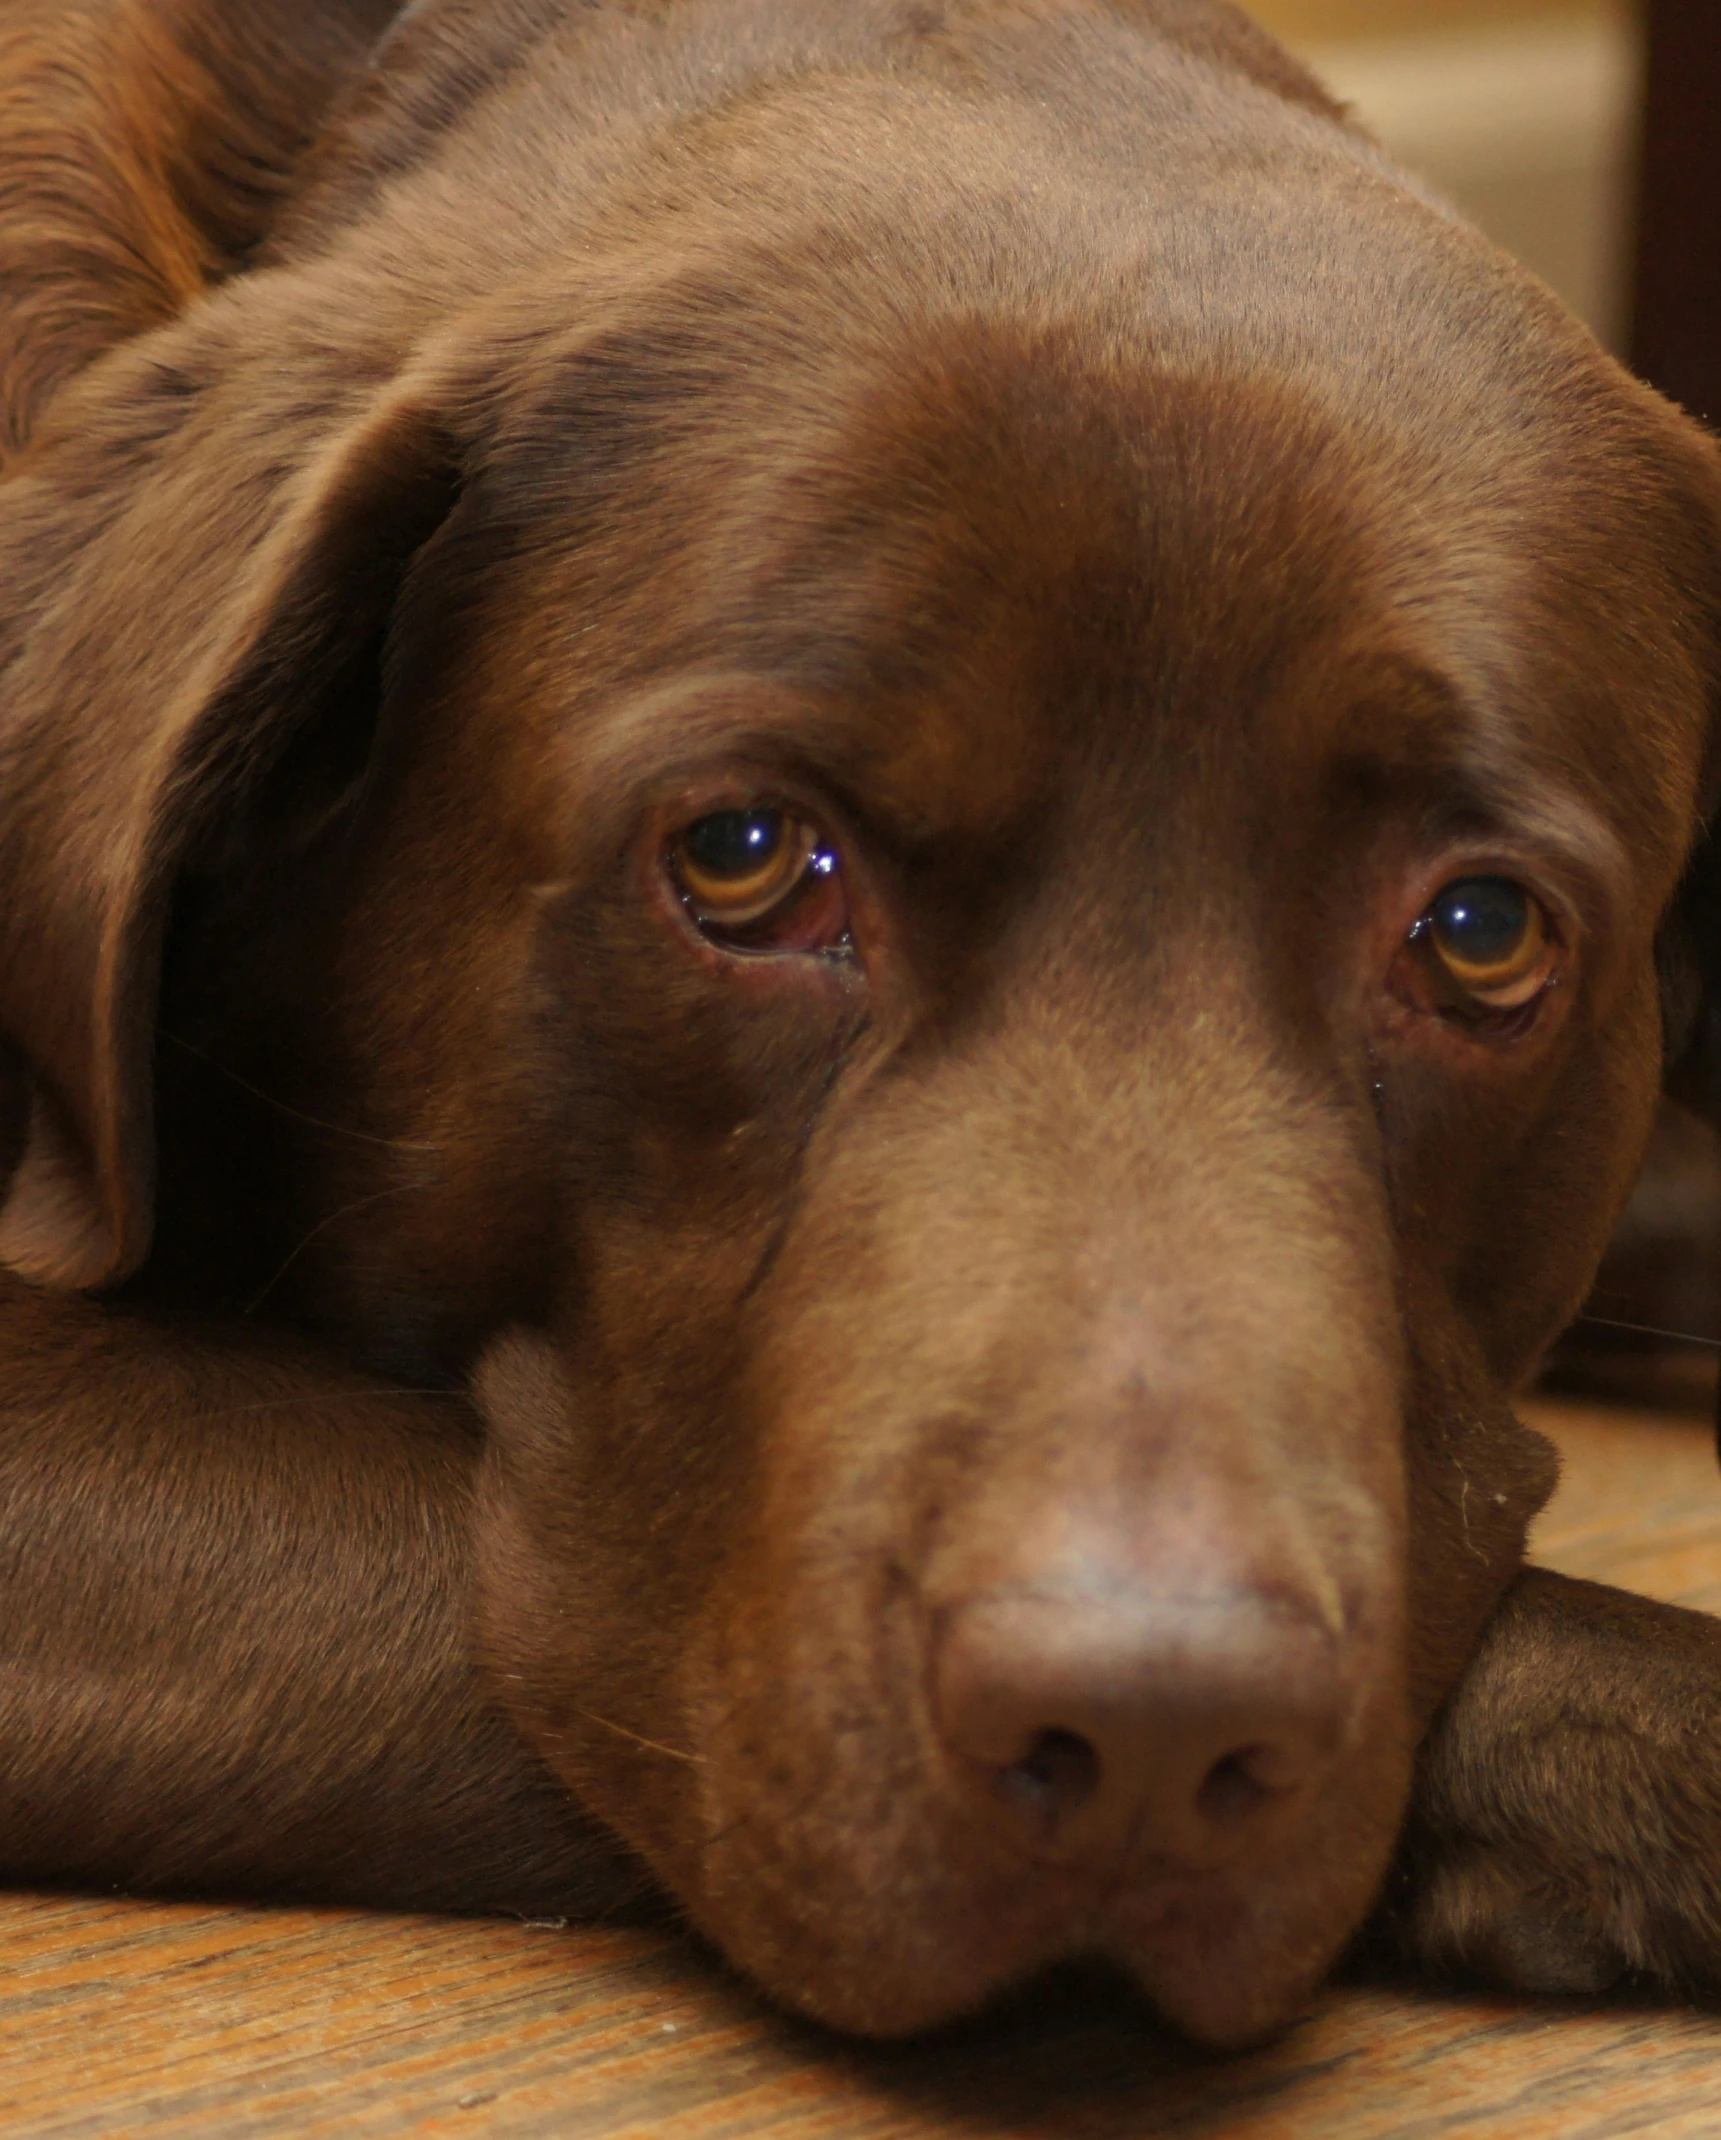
[668,1816,1398,2048]
[1104,1875,1376,2048]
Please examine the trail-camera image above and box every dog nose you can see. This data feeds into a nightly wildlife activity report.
[931,1584,1350,1872]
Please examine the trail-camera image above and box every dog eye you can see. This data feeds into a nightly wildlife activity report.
[670,807,850,953]
[1413,875,1554,1010]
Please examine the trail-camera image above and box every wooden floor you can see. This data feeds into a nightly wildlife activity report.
[7,1394,1721,2138]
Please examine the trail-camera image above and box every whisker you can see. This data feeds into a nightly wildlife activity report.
[161,1031,442,1154]
[1575,1314,1721,1353]
[243,1181,431,1316]
[569,1706,705,1766]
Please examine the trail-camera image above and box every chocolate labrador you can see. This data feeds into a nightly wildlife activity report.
[6,0,1721,2052]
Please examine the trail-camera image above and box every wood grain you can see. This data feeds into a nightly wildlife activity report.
[3,1395,1720,2138]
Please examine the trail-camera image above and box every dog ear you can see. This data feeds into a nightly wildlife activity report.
[0,356,461,1289]
[0,0,403,463]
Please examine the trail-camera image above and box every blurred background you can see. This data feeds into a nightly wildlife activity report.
[1262,0,1637,345]
[1245,0,1721,1408]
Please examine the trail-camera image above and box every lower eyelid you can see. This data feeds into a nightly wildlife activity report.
[1469,973,1551,1011]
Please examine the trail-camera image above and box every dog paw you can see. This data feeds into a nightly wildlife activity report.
[1385,1567,1721,2002]
[1395,1842,1652,1998]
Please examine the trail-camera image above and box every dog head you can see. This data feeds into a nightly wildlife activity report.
[4,0,1721,2048]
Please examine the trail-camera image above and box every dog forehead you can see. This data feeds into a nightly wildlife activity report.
[449,306,1696,884]
[304,0,1720,877]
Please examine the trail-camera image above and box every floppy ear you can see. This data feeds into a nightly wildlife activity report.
[0,356,460,1289]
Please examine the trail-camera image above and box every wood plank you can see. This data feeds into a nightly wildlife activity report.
[1529,1396,1721,1611]
[3,1395,1719,2137]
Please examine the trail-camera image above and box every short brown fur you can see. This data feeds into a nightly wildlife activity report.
[6,0,1721,2052]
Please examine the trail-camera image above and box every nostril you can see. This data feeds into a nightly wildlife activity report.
[1196,1745,1284,1829]
[934,1585,1346,1869]
[996,1727,1101,1826]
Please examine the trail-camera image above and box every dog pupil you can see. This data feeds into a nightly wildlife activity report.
[1431,876,1526,964]
[686,810,782,878]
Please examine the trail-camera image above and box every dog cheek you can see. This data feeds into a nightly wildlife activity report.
[469,1331,711,1872]
[1119,1744,1416,2047]
[1397,1286,1563,1725]
[1380,968,1665,1392]
[670,1551,1032,2035]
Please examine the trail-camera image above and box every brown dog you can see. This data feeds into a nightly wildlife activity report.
[5,0,1721,2052]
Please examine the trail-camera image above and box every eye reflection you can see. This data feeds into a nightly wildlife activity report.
[668,805,850,954]
[679,810,804,915]
[1414,875,1554,1011]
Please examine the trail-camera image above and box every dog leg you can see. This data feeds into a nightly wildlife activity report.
[1388,1566,1721,1996]
[0,1277,639,1915]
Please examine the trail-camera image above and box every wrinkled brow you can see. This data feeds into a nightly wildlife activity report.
[1324,658,1631,905]
[561,665,1049,852]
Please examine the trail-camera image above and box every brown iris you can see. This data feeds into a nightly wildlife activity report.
[1417,875,1554,1010]
[670,807,849,952]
